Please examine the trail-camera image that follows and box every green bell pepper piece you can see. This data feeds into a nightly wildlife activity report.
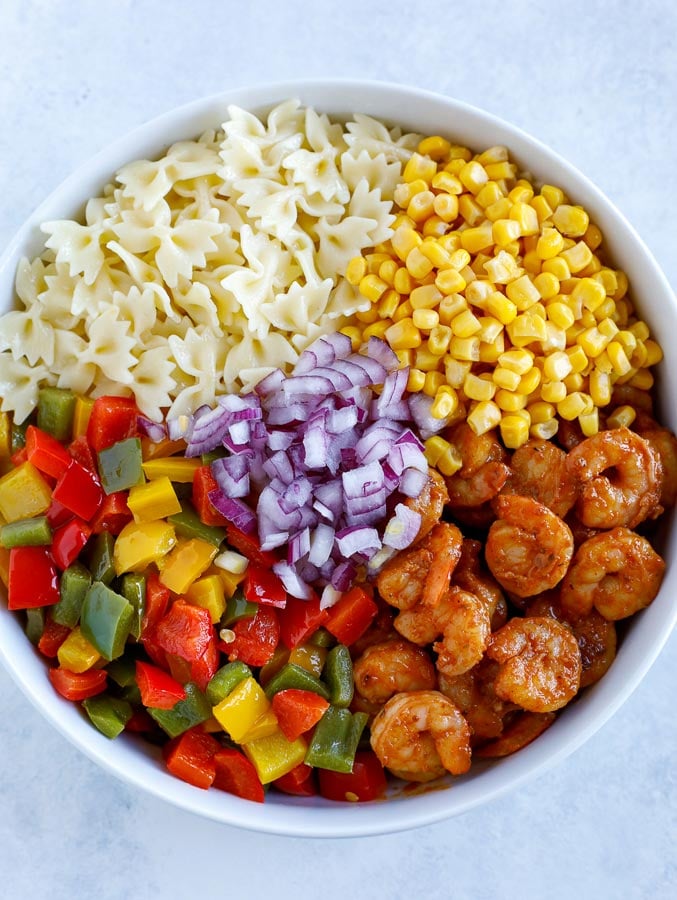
[85,532,116,585]
[97,438,144,495]
[80,581,134,661]
[120,573,146,640]
[11,420,28,453]
[0,515,52,548]
[221,587,257,627]
[309,627,335,648]
[82,695,133,739]
[201,450,226,465]
[148,682,211,738]
[324,644,354,708]
[168,502,226,548]
[37,387,76,441]
[304,707,368,773]
[52,563,92,628]
[264,663,330,701]
[25,608,45,645]
[106,655,138,688]
[206,661,252,706]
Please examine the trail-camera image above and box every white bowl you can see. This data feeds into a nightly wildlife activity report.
[1,80,676,837]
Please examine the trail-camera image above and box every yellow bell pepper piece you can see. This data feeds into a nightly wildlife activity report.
[127,476,182,524]
[201,715,225,734]
[239,707,279,743]
[186,574,226,624]
[212,676,271,743]
[289,643,328,678]
[0,412,11,459]
[0,545,10,587]
[218,567,247,599]
[57,627,101,673]
[142,457,202,483]
[242,729,308,784]
[72,396,94,438]
[159,539,218,594]
[113,520,177,575]
[0,462,53,523]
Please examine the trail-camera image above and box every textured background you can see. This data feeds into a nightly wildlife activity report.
[1,1,676,898]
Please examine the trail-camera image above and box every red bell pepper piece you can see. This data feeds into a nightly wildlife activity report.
[25,425,71,478]
[46,498,74,529]
[10,447,28,466]
[278,593,329,650]
[52,459,104,521]
[190,633,219,692]
[324,586,378,646]
[51,517,92,570]
[48,666,108,701]
[163,728,219,790]
[125,708,156,734]
[318,750,388,802]
[225,606,279,667]
[274,763,317,797]
[68,435,98,472]
[89,491,132,535]
[8,547,60,610]
[86,396,139,452]
[37,618,72,657]
[155,599,214,663]
[141,572,171,637]
[192,466,231,527]
[271,689,330,742]
[225,523,278,568]
[243,563,287,608]
[213,747,265,803]
[136,660,187,709]
[166,653,193,685]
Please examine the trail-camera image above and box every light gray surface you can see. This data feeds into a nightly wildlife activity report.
[1,1,676,897]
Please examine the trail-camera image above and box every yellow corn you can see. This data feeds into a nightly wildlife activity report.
[509,202,539,236]
[461,223,494,254]
[541,381,567,403]
[607,340,632,376]
[431,386,459,421]
[427,325,453,356]
[392,300,414,323]
[423,371,446,396]
[403,152,438,184]
[419,135,451,160]
[410,284,442,309]
[500,414,530,449]
[506,274,541,310]
[424,435,451,467]
[466,400,502,435]
[459,160,489,193]
[579,408,600,437]
[407,368,426,392]
[345,256,367,285]
[607,405,637,429]
[541,184,566,209]
[530,194,554,224]
[408,190,436,222]
[530,418,559,440]
[552,204,590,237]
[384,319,422,350]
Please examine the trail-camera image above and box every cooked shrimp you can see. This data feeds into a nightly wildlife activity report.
[566,427,663,529]
[636,427,677,508]
[526,594,617,689]
[394,586,491,678]
[485,494,574,597]
[353,638,437,705]
[556,418,586,450]
[610,383,654,414]
[560,526,665,621]
[438,659,515,743]
[474,712,556,758]
[370,690,472,782]
[504,439,577,518]
[376,521,462,610]
[453,539,507,630]
[486,616,582,713]
[405,467,449,542]
[444,423,511,508]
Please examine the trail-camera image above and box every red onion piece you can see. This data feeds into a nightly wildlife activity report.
[383,503,422,550]
[207,491,256,534]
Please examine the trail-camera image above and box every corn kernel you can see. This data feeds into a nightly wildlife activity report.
[407,190,435,222]
[563,372,584,392]
[542,257,570,280]
[363,320,392,340]
[485,160,517,181]
[393,267,413,295]
[432,193,460,222]
[449,335,481,361]
[403,153,438,184]
[527,400,555,424]
[500,414,530,449]
[423,371,445,396]
[530,194,554,223]
[589,369,611,406]
[422,215,448,238]
[459,160,489,194]
[477,145,509,165]
[477,317,503,344]
[391,225,423,261]
[451,309,482,338]
[571,277,606,313]
[509,183,534,204]
[432,171,463,193]
[412,308,440,331]
[576,326,610,358]
[376,289,399,320]
[434,268,465,295]
[392,299,413,323]
[419,241,451,269]
[542,350,573,382]
[418,135,451,161]
[530,419,559,440]
[384,319,422,351]
[479,334,505,364]
[628,368,654,391]
[595,268,618,295]
[579,408,600,437]
[607,405,637,429]
[552,204,590,237]
[408,284,441,310]
[405,247,433,279]
[431,386,459,421]
[359,273,388,303]
[597,317,620,342]
[541,184,566,209]
[475,181,505,208]
[366,252,392,274]
[530,271,558,300]
[541,381,567,403]
[509,202,540,236]
[345,256,367,285]
[490,218,520,248]
[458,194,484,226]
[355,306,379,324]
[564,344,588,374]
[557,392,588,421]
[444,356,472,388]
[415,348,443,372]
[644,339,663,366]
[460,223,494,254]
[560,241,593,273]
[437,444,464,476]
[424,436,451,466]
[378,259,398,286]
[428,324,452,356]
[495,389,528,412]
[462,373,495,402]
[492,366,521,391]
[467,400,502,435]
[518,366,542,395]
[545,300,574,330]
[438,293,468,324]
[505,274,541,310]
[507,312,547,345]
[407,368,426,392]
[499,349,534,375]
[485,291,517,325]
[607,340,632,376]
[395,349,413,368]
[484,197,513,222]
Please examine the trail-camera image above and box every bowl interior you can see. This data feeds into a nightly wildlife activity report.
[1,80,676,837]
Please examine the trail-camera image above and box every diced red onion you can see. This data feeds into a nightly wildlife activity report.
[399,466,429,498]
[288,527,311,564]
[137,415,167,442]
[335,525,381,558]
[347,353,387,386]
[263,450,295,485]
[320,584,343,610]
[207,491,256,533]
[211,456,250,498]
[342,461,384,499]
[283,374,337,399]
[273,561,314,599]
[331,559,357,591]
[383,503,422,550]
[365,336,399,373]
[408,391,452,439]
[254,368,286,396]
[279,477,313,514]
[308,523,335,566]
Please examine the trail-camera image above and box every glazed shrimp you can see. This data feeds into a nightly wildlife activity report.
[376,521,462,610]
[637,427,677,508]
[503,439,577,518]
[370,690,472,782]
[353,638,437,706]
[485,494,574,597]
[394,586,491,678]
[560,527,665,621]
[453,539,508,630]
[404,467,449,542]
[444,423,511,508]
[438,659,515,743]
[486,616,582,713]
[566,427,663,529]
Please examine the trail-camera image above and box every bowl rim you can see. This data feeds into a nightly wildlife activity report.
[1,77,676,838]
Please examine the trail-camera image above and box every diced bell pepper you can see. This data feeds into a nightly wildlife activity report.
[57,626,101,672]
[243,729,308,784]
[113,520,176,575]
[304,707,368,774]
[163,728,219,789]
[186,574,226,624]
[127,476,182,523]
[97,437,144,494]
[168,502,226,547]
[264,663,330,701]
[148,682,211,738]
[86,396,138,452]
[37,387,76,441]
[324,644,354,708]
[51,518,91,570]
[159,538,218,594]
[48,666,107,701]
[212,747,265,802]
[25,425,71,478]
[142,457,201,483]
[80,581,134,661]
[0,462,52,523]
[52,460,104,521]
[212,676,271,743]
[205,661,252,706]
[82,694,133,738]
[8,546,60,609]
[0,515,52,548]
[52,563,91,628]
